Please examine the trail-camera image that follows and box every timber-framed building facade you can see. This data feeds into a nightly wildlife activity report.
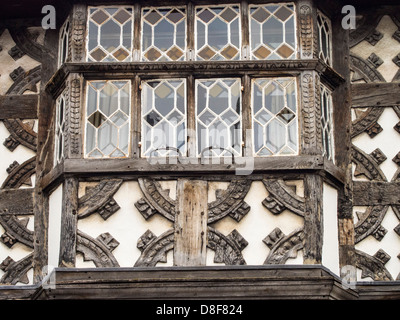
[0,0,400,300]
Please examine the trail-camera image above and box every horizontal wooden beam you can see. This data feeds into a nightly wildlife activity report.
[62,156,323,175]
[35,265,358,300]
[353,181,400,206]
[46,59,343,96]
[0,188,35,215]
[351,83,400,107]
[0,95,38,119]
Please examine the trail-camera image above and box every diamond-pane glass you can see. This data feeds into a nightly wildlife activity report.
[87,7,133,62]
[252,78,298,156]
[196,78,242,157]
[196,5,241,61]
[142,7,186,61]
[317,11,332,66]
[54,93,66,165]
[141,79,187,157]
[249,3,296,60]
[85,80,131,158]
[320,84,334,161]
[58,20,69,67]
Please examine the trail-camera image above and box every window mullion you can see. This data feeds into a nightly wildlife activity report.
[241,0,250,60]
[133,75,141,159]
[242,74,252,157]
[133,3,142,61]
[187,75,196,158]
[187,2,195,61]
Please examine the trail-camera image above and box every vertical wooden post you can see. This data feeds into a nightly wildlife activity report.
[33,24,59,282]
[187,2,195,61]
[174,179,208,266]
[303,174,323,264]
[331,7,355,272]
[58,177,79,268]
[187,75,196,158]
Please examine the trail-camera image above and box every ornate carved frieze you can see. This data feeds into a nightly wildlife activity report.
[207,227,247,265]
[354,206,389,243]
[2,119,37,152]
[262,179,305,217]
[0,253,33,285]
[135,229,174,267]
[365,30,384,46]
[298,4,314,59]
[8,45,25,60]
[78,179,123,220]
[350,54,385,83]
[1,157,36,190]
[367,53,384,68]
[351,107,384,139]
[300,72,322,154]
[207,179,251,223]
[6,65,41,95]
[355,249,393,281]
[135,178,176,222]
[349,13,383,48]
[68,78,82,157]
[76,230,120,267]
[70,5,87,62]
[352,145,387,181]
[0,214,33,249]
[263,227,304,264]
[8,27,46,62]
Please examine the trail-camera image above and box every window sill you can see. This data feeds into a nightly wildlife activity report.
[41,155,345,191]
[46,59,344,97]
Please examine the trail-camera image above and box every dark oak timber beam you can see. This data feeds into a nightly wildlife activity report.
[0,95,38,119]
[0,188,34,215]
[353,181,400,206]
[351,83,400,107]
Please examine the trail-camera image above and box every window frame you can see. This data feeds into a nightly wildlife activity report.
[50,1,344,171]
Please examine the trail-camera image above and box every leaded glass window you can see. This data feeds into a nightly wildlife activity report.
[317,10,332,66]
[196,78,242,157]
[195,5,241,61]
[249,3,296,60]
[142,7,186,61]
[54,93,66,165]
[320,84,334,161]
[87,6,134,62]
[252,78,298,156]
[85,80,131,158]
[58,19,70,66]
[141,79,187,157]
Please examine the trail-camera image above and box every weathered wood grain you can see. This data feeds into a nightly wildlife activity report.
[174,179,208,266]
[352,83,400,107]
[353,181,400,206]
[58,177,78,268]
[303,174,323,264]
[0,188,34,215]
[0,95,38,119]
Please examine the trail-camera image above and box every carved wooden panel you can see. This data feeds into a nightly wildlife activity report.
[350,12,400,281]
